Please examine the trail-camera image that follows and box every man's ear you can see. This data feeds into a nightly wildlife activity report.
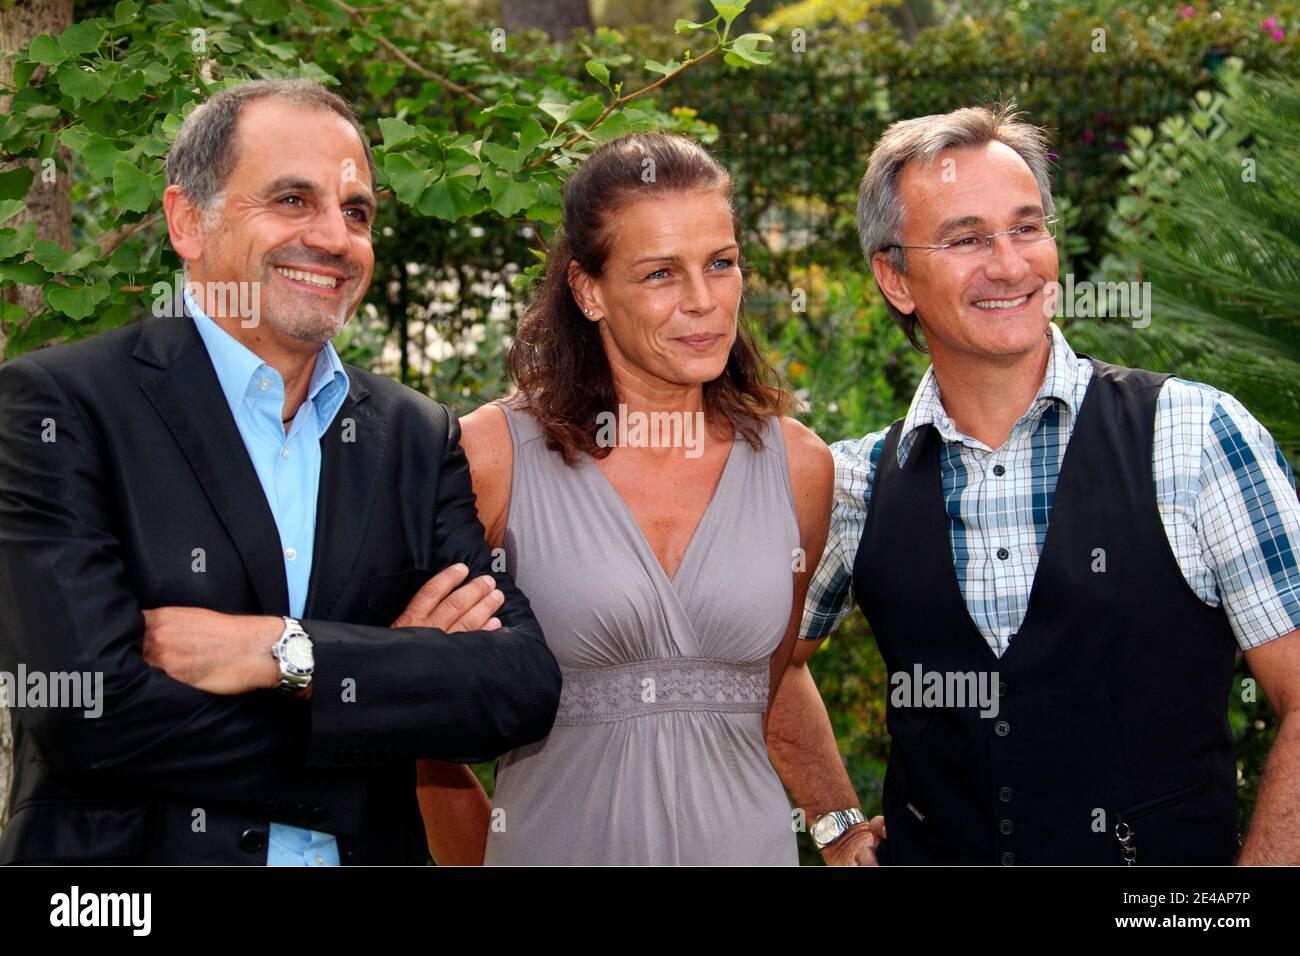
[871,250,917,318]
[566,259,602,322]
[162,185,206,266]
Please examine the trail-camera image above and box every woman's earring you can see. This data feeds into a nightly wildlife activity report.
[585,308,593,316]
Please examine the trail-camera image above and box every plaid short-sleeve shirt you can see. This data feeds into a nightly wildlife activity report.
[800,323,1300,656]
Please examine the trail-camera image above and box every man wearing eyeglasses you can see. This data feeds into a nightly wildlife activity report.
[784,103,1300,865]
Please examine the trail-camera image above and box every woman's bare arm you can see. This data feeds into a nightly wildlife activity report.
[764,417,883,865]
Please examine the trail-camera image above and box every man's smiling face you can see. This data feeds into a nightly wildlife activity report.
[878,140,1059,362]
[188,97,376,345]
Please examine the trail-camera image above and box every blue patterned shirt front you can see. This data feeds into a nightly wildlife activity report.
[801,323,1300,656]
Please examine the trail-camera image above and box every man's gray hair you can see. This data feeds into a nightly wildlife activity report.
[856,101,1055,349]
[166,78,377,216]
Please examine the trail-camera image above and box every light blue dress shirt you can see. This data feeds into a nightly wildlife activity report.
[187,290,349,867]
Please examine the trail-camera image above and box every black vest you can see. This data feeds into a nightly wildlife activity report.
[853,360,1240,865]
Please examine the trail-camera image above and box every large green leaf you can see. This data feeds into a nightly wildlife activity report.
[27,35,67,67]
[382,153,435,206]
[46,281,112,319]
[0,167,35,201]
[112,161,156,213]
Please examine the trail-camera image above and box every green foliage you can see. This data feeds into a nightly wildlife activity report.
[0,0,774,357]
[757,265,926,439]
[646,0,1299,327]
[1069,63,1300,459]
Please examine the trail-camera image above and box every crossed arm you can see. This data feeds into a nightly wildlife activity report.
[0,357,560,831]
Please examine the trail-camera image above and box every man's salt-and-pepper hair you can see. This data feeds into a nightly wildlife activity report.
[856,101,1055,349]
[165,78,377,218]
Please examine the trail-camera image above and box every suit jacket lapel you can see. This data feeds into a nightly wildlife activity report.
[134,300,291,616]
[303,377,387,619]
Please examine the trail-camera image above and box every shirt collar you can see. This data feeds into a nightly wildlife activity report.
[186,288,349,436]
[896,322,1087,466]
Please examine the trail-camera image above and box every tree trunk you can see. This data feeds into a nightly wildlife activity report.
[500,0,592,39]
[0,0,73,833]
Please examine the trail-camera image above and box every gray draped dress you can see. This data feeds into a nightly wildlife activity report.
[483,401,801,865]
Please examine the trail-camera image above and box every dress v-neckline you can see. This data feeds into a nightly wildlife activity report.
[585,435,741,588]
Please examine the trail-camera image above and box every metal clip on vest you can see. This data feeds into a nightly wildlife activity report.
[1114,821,1137,865]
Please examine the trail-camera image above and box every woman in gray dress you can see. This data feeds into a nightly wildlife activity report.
[416,133,882,865]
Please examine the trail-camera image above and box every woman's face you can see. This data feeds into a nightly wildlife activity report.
[573,188,742,390]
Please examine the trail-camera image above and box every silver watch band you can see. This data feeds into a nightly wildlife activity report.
[811,807,867,849]
[273,616,313,693]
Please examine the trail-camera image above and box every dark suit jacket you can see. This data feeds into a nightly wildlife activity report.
[0,304,561,864]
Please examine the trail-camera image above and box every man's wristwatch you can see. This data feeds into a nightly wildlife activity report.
[810,808,867,850]
[271,617,314,693]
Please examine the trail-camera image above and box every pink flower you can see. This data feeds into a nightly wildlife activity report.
[1179,5,1195,18]
[1272,27,1285,40]
[1082,129,1096,145]
[1262,17,1278,30]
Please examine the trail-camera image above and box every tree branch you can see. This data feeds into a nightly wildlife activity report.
[97,212,163,258]
[327,0,485,106]
[526,45,720,170]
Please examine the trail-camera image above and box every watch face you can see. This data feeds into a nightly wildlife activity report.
[284,635,314,671]
[811,816,835,845]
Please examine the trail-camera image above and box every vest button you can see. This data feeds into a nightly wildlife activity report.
[997,680,1008,698]
[999,819,1014,835]
[239,828,267,853]
[994,720,1011,736]
[996,547,1009,560]
[1001,851,1016,866]
[999,787,1013,803]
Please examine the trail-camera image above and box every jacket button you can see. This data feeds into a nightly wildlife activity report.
[999,819,1014,835]
[999,787,1013,803]
[1001,851,1015,866]
[994,720,1010,737]
[239,828,267,852]
[997,681,1008,698]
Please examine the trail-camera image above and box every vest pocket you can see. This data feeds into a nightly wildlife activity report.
[880,765,931,864]
[1112,778,1213,865]
[886,771,928,824]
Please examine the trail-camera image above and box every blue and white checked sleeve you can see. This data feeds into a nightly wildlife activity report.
[799,430,890,641]
[1190,390,1300,650]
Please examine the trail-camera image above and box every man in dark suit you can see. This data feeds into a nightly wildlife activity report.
[0,79,561,865]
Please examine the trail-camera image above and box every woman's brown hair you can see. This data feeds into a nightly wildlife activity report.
[506,132,791,465]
